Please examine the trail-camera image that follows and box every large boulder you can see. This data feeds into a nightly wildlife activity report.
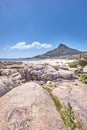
[21,64,76,82]
[0,69,18,76]
[0,75,21,97]
[59,70,75,80]
[0,82,66,130]
[0,62,7,69]
[0,69,11,76]
[21,65,61,81]
[43,70,60,81]
[52,81,87,129]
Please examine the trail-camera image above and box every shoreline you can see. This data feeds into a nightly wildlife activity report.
[0,58,75,66]
[22,59,75,65]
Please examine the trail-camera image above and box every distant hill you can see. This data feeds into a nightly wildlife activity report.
[34,44,81,58]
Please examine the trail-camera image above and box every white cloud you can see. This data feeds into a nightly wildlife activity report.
[10,41,52,49]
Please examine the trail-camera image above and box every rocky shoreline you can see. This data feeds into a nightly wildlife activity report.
[0,60,87,130]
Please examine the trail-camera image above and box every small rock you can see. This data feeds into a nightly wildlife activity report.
[47,81,52,85]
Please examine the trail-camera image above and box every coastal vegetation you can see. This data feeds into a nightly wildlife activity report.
[46,86,83,130]
[68,54,87,69]
[68,60,78,68]
[80,74,87,84]
[78,54,87,70]
[68,54,87,84]
[52,65,59,71]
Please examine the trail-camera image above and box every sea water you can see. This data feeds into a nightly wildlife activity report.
[0,58,44,62]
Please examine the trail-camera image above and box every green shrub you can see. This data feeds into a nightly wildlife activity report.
[62,103,82,130]
[46,87,83,130]
[46,84,56,88]
[52,65,59,71]
[74,83,78,86]
[46,87,62,111]
[80,74,87,84]
[51,93,62,111]
[62,103,76,130]
[74,70,81,76]
[78,59,87,69]
[68,61,78,68]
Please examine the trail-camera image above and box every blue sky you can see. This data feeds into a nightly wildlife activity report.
[0,0,87,58]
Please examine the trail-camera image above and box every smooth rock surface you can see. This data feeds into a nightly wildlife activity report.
[0,82,66,130]
[21,64,61,81]
[0,75,21,97]
[52,81,87,129]
[21,64,75,81]
[59,69,74,80]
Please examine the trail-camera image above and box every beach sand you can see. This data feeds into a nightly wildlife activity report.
[23,59,75,65]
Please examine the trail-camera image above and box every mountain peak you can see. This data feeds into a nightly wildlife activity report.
[34,43,81,58]
[58,43,67,48]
